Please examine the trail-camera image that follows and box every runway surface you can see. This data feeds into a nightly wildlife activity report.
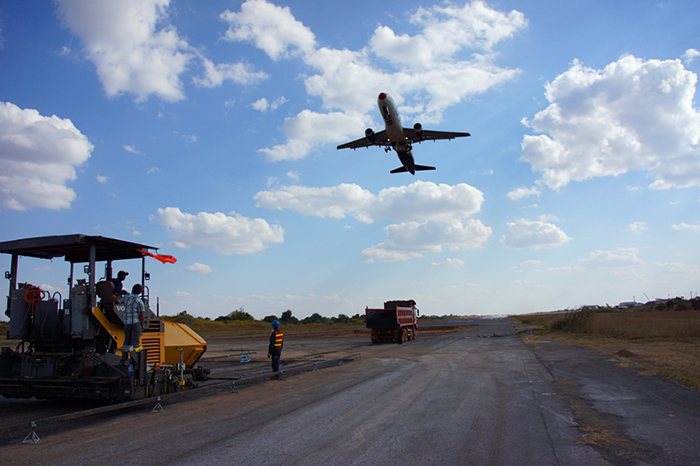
[1,318,698,466]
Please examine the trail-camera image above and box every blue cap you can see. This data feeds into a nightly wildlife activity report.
[272,320,279,328]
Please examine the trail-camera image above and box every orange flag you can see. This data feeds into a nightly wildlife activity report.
[137,249,177,264]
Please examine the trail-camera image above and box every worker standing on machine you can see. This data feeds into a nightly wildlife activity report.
[267,320,283,379]
[121,283,145,365]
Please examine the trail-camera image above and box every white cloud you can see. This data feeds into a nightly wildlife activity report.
[97,175,108,183]
[372,1,526,66]
[521,55,700,190]
[683,48,700,64]
[221,0,525,158]
[56,0,193,102]
[500,218,571,249]
[147,166,160,174]
[251,96,287,113]
[258,110,365,161]
[193,58,269,88]
[507,186,541,200]
[548,266,584,273]
[652,261,700,275]
[629,221,648,234]
[151,207,284,255]
[362,219,491,263]
[56,0,267,102]
[255,181,484,223]
[123,144,143,155]
[0,102,93,210]
[186,262,213,274]
[580,247,645,266]
[672,222,700,233]
[432,258,465,267]
[257,180,488,262]
[220,0,316,60]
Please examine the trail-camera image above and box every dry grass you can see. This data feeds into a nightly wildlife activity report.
[513,309,700,390]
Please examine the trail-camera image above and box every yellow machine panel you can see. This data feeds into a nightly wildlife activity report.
[162,321,207,367]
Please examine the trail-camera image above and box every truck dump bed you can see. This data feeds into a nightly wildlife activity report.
[365,300,418,344]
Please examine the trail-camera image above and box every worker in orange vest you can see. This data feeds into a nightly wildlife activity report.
[267,320,283,379]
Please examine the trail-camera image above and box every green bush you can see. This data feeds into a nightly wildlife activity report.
[549,308,594,333]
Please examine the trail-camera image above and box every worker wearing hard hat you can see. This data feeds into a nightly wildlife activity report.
[267,320,284,379]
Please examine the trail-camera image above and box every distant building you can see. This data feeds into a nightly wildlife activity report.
[617,301,643,309]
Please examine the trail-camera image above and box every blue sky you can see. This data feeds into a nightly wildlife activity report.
[1,0,699,319]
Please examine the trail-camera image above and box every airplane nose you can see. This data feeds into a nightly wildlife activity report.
[378,92,387,100]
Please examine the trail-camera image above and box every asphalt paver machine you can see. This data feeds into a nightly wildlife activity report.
[0,234,208,401]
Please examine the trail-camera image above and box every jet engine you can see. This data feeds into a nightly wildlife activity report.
[365,128,375,143]
[413,122,424,139]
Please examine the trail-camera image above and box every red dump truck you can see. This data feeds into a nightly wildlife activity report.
[365,300,418,344]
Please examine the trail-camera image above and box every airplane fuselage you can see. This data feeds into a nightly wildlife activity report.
[377,92,418,174]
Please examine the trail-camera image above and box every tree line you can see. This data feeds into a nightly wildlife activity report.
[175,307,365,325]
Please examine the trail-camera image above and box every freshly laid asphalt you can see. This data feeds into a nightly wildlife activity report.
[1,318,698,466]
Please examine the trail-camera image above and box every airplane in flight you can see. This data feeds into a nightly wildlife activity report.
[337,92,471,174]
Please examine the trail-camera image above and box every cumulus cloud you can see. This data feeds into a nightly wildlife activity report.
[221,0,525,160]
[373,1,526,65]
[629,221,648,234]
[123,144,143,155]
[151,207,284,255]
[220,0,316,60]
[500,217,571,249]
[257,180,489,262]
[506,186,541,200]
[186,262,213,274]
[362,219,491,263]
[432,258,466,267]
[96,175,108,183]
[683,48,700,64]
[0,102,93,210]
[579,247,645,266]
[521,55,700,190]
[193,58,269,88]
[251,96,288,113]
[255,181,484,223]
[258,110,366,161]
[672,222,700,233]
[56,0,267,102]
[56,0,193,102]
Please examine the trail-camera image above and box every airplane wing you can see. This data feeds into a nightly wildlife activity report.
[337,130,389,150]
[403,127,470,143]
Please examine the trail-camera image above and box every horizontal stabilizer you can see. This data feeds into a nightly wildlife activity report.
[390,166,409,174]
[415,165,436,171]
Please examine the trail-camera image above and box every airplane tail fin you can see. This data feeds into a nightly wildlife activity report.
[415,165,436,171]
[390,167,409,174]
